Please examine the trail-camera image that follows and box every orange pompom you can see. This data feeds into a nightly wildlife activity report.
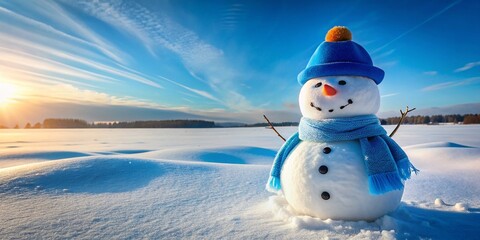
[325,26,352,42]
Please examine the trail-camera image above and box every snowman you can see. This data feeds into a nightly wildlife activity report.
[266,26,417,221]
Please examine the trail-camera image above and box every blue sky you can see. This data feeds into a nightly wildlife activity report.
[0,0,479,125]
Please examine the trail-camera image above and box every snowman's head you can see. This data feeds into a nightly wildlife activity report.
[299,76,380,119]
[296,26,384,120]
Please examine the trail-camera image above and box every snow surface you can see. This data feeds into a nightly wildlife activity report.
[1,125,479,239]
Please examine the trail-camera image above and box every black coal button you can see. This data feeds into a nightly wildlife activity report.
[323,147,331,154]
[321,191,330,200]
[319,165,328,174]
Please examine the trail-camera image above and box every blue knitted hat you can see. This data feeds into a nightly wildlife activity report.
[298,26,384,85]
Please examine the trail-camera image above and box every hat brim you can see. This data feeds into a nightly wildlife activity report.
[297,62,385,85]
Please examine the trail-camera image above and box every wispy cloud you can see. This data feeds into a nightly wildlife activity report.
[0,47,118,84]
[220,3,245,31]
[2,81,164,109]
[73,0,252,110]
[423,71,438,76]
[2,0,232,128]
[1,1,130,65]
[33,0,130,64]
[376,61,398,68]
[0,64,97,89]
[71,0,157,56]
[1,34,162,88]
[381,93,399,98]
[34,84,157,107]
[455,61,480,72]
[372,49,395,60]
[157,75,222,104]
[0,6,101,59]
[373,0,462,53]
[282,102,298,110]
[1,0,168,109]
[422,77,480,91]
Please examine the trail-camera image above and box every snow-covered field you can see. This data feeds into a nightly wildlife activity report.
[1,125,479,239]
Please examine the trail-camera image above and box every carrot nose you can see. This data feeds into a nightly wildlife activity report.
[322,84,337,96]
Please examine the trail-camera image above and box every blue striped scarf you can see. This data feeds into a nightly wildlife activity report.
[266,115,418,195]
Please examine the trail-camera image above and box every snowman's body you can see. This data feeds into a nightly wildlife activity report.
[281,140,403,221]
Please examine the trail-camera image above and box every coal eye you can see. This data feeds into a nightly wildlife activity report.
[314,82,323,88]
[338,80,347,85]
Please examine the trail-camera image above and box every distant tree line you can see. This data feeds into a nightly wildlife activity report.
[93,120,215,128]
[24,122,42,129]
[379,114,480,125]
[463,114,480,124]
[43,118,89,128]
[18,118,216,129]
[1,114,480,129]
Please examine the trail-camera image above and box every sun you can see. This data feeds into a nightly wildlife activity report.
[0,82,17,105]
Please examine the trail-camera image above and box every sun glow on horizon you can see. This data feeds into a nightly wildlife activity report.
[0,82,18,106]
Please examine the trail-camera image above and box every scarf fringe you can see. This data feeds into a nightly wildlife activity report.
[397,158,420,180]
[368,172,404,195]
[266,176,281,193]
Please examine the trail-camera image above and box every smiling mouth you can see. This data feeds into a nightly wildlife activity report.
[310,99,353,113]
[310,102,322,111]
